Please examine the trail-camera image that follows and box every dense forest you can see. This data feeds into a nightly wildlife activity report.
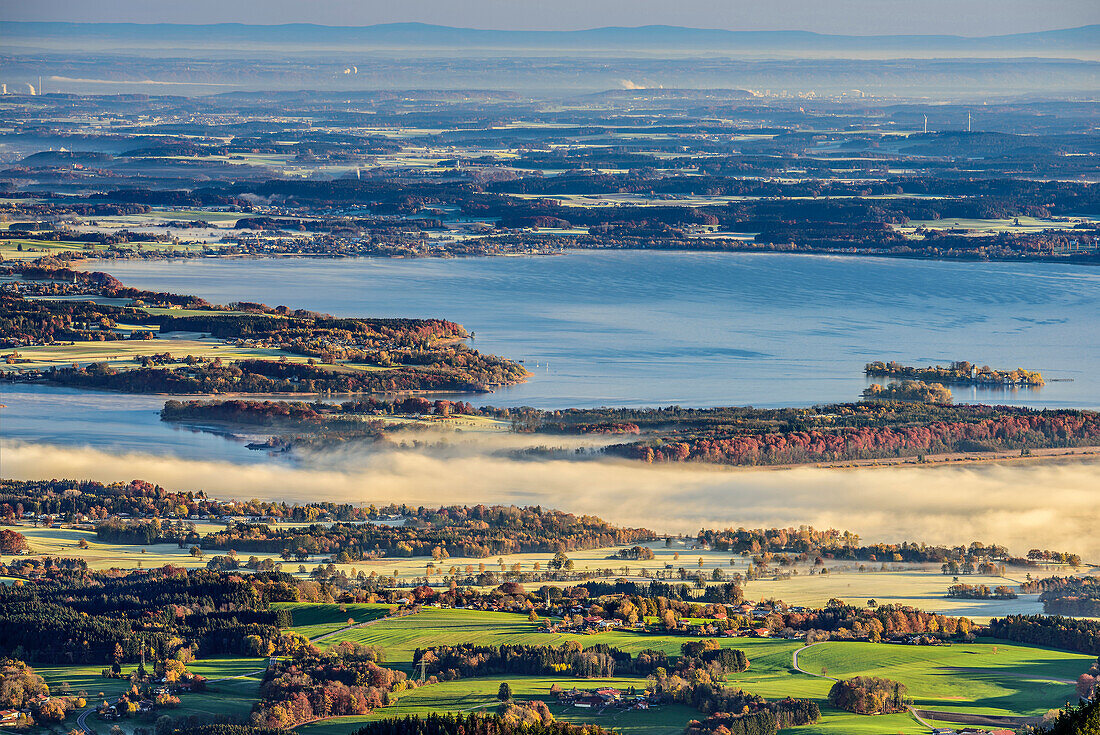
[1032,698,1100,735]
[606,408,1100,465]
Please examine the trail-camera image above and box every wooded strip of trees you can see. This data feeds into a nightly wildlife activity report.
[349,714,615,735]
[607,410,1100,465]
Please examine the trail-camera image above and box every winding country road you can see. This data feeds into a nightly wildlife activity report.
[791,642,837,681]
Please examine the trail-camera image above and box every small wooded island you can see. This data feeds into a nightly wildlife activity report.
[865,360,1045,386]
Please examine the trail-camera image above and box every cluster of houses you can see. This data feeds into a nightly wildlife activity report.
[932,728,1014,735]
[0,694,52,727]
[553,686,653,713]
[97,695,156,721]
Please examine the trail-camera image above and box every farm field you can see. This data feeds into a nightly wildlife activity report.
[901,216,1095,233]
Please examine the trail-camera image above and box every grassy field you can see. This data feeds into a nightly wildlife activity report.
[275,602,394,640]
[797,639,1090,718]
[298,677,694,735]
[301,607,1090,735]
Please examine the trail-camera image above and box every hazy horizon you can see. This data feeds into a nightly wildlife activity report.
[3,0,1098,37]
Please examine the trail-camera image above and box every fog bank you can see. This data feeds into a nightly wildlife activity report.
[5,440,1098,559]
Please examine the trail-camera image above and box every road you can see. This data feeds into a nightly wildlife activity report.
[790,642,837,681]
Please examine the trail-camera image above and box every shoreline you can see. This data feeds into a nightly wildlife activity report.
[22,243,1100,267]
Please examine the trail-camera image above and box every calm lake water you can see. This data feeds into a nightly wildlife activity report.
[3,252,1098,458]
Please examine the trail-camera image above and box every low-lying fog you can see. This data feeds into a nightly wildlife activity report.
[6,437,1098,560]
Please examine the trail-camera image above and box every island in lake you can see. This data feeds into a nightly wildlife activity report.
[866,360,1045,387]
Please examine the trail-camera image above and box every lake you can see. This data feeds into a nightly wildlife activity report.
[3,251,1099,458]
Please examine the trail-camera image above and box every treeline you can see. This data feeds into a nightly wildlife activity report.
[156,398,1100,469]
[39,355,521,395]
[412,641,747,681]
[780,602,974,642]
[100,505,656,560]
[413,642,675,681]
[651,659,818,732]
[685,699,821,735]
[695,526,1018,566]
[987,615,1100,655]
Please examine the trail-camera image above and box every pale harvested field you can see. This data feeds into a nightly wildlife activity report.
[9,530,1088,623]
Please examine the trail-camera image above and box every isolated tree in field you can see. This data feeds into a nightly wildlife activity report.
[497,682,512,702]
[662,610,679,631]
[189,545,203,559]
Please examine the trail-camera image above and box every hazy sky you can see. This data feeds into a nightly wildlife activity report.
[2,0,1097,36]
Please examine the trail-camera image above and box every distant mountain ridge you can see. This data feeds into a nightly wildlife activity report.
[4,21,1098,58]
